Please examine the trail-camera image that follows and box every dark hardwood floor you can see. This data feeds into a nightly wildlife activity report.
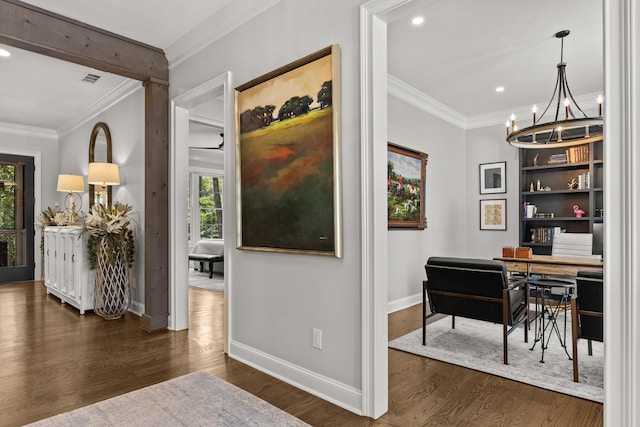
[0,281,602,426]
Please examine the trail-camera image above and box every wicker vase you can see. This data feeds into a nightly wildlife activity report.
[94,237,131,320]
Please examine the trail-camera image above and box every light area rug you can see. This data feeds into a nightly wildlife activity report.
[188,269,224,292]
[28,371,309,426]
[389,315,603,403]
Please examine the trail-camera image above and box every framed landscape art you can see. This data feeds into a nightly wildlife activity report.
[235,45,342,257]
[479,161,506,194]
[480,198,507,230]
[387,142,428,229]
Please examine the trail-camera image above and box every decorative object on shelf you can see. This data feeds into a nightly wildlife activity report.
[568,178,579,189]
[480,199,507,230]
[56,174,84,225]
[506,30,603,149]
[479,161,506,194]
[537,179,542,191]
[235,44,342,257]
[533,153,539,166]
[387,142,428,229]
[596,208,604,218]
[88,122,116,208]
[573,205,586,218]
[85,202,135,320]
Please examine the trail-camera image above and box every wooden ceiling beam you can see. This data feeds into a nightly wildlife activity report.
[0,0,168,83]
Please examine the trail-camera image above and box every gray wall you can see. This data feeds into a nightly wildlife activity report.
[171,0,364,394]
[387,95,467,309]
[58,89,146,313]
[464,125,520,257]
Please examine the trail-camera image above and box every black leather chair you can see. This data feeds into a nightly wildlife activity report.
[571,270,604,382]
[424,257,529,364]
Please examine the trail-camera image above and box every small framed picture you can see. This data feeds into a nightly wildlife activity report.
[479,161,506,194]
[480,199,507,230]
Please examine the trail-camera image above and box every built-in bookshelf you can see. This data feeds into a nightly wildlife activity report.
[519,140,603,255]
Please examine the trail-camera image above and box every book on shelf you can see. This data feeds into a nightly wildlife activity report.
[566,145,590,163]
[530,226,563,244]
[548,153,567,164]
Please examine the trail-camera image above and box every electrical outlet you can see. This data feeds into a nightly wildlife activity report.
[312,328,322,349]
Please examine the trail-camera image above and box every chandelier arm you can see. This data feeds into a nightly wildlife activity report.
[538,68,562,122]
[563,75,590,119]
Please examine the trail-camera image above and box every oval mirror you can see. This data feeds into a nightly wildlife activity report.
[88,122,113,208]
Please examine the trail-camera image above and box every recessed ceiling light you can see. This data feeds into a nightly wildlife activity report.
[495,86,505,93]
[412,16,424,26]
[0,48,11,58]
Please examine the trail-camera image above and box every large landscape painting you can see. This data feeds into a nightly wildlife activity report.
[235,45,342,257]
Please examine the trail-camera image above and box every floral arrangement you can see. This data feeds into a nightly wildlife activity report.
[38,206,64,227]
[85,202,135,270]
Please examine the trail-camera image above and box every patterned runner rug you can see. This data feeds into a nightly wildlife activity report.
[28,371,308,426]
[389,315,603,403]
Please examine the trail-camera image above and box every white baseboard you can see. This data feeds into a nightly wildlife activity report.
[387,292,422,314]
[229,340,363,415]
[129,300,144,316]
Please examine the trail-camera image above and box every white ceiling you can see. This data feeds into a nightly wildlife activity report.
[387,0,603,120]
[0,0,603,134]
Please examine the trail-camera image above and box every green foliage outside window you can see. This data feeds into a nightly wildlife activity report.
[0,165,16,265]
[199,176,223,239]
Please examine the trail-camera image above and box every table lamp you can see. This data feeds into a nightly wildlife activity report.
[57,174,84,224]
[87,162,120,205]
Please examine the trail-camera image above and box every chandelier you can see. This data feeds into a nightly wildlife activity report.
[506,30,603,149]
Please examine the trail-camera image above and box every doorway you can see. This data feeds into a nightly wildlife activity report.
[0,153,34,284]
[170,72,232,355]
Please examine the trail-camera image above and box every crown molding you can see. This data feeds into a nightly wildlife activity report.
[0,121,57,139]
[387,74,467,129]
[166,0,282,69]
[56,80,142,137]
[189,114,223,129]
[389,74,603,132]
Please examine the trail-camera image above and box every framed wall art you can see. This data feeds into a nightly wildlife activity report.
[479,161,506,194]
[387,142,428,229]
[480,198,507,230]
[235,45,342,257]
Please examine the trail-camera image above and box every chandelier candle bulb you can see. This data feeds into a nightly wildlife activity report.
[510,113,516,132]
[557,126,563,142]
[505,120,510,136]
[564,98,570,119]
[597,94,603,116]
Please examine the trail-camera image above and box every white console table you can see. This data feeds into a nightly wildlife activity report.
[43,226,94,314]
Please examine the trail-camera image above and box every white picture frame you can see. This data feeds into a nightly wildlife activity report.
[479,161,506,194]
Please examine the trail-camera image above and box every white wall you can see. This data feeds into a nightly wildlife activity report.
[58,88,146,314]
[0,125,59,278]
[386,95,467,311]
[170,0,364,409]
[464,125,520,257]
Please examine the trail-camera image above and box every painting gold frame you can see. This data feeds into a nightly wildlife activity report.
[387,143,428,229]
[235,45,342,257]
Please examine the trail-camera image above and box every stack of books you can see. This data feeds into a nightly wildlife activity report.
[548,153,567,164]
[530,226,563,243]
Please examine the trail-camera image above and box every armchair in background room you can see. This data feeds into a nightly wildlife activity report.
[571,270,604,382]
[423,257,529,364]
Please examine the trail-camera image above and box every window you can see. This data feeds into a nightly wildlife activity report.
[189,173,223,241]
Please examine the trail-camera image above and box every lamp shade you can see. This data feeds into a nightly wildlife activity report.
[87,162,120,186]
[56,174,85,193]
